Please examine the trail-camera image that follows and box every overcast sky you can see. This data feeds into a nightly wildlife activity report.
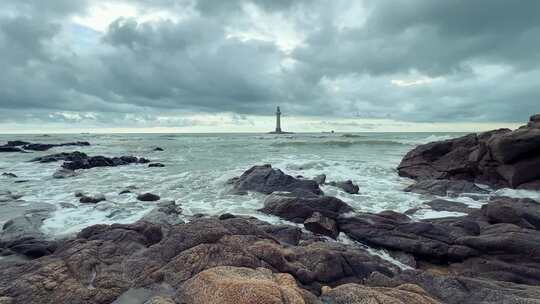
[0,0,538,133]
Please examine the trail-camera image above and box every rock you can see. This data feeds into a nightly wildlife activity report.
[1,173,17,178]
[426,199,476,214]
[229,164,323,196]
[329,180,360,194]
[482,197,540,229]
[52,168,78,178]
[313,174,326,185]
[6,140,30,146]
[0,146,23,153]
[74,191,84,197]
[140,201,183,227]
[30,151,87,163]
[137,193,160,202]
[404,179,488,197]
[79,194,106,204]
[0,209,56,258]
[153,147,164,151]
[177,266,318,304]
[260,192,354,223]
[22,141,90,151]
[398,115,540,190]
[58,154,150,171]
[320,283,441,304]
[148,163,165,167]
[386,270,540,304]
[0,217,397,304]
[338,211,479,261]
[304,212,339,239]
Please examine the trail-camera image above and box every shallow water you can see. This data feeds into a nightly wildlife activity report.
[1,132,539,237]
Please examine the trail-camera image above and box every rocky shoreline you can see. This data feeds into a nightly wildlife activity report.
[1,115,540,303]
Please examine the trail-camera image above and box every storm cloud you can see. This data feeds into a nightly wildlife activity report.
[0,0,539,130]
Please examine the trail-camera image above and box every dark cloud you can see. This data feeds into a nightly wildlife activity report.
[0,0,539,129]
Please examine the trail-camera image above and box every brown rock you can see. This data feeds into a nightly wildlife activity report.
[304,212,339,239]
[320,283,441,304]
[178,266,319,304]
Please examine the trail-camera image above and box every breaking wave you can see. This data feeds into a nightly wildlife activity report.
[270,139,409,148]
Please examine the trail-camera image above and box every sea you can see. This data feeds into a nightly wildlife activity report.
[1,132,539,238]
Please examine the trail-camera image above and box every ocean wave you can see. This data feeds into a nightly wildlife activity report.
[270,139,409,148]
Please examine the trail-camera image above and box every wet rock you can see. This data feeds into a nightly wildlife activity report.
[313,174,326,185]
[0,209,56,258]
[140,201,183,227]
[60,154,150,171]
[22,141,90,151]
[338,211,479,261]
[406,199,477,216]
[404,179,488,196]
[1,173,17,178]
[329,180,360,194]
[148,163,165,168]
[6,140,30,146]
[481,197,540,229]
[79,194,106,204]
[153,147,164,151]
[229,164,323,196]
[260,192,354,223]
[386,270,540,304]
[320,283,441,304]
[177,266,318,304]
[0,146,23,153]
[0,217,397,304]
[398,115,540,190]
[31,151,87,163]
[304,212,339,239]
[52,168,78,179]
[137,193,160,202]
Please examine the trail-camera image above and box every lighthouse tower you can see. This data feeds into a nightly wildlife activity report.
[275,106,282,133]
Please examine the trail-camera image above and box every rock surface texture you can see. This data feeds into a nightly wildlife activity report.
[398,114,540,190]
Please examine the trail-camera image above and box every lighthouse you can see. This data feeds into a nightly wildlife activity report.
[269,106,292,134]
[275,106,282,133]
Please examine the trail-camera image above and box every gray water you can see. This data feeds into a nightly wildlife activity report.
[1,132,539,237]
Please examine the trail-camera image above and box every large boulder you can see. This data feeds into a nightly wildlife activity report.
[177,266,319,304]
[229,165,323,196]
[260,192,353,223]
[398,115,540,190]
[329,180,360,194]
[320,283,440,304]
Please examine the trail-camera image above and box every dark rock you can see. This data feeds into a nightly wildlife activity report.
[329,180,360,194]
[137,193,160,202]
[304,212,339,239]
[153,147,164,151]
[22,141,90,151]
[79,194,106,204]
[0,146,23,153]
[218,213,236,220]
[30,151,87,163]
[6,140,30,146]
[61,154,149,171]
[260,192,354,223]
[398,115,540,190]
[482,197,540,229]
[427,199,473,213]
[320,283,440,304]
[229,164,323,196]
[0,217,397,304]
[404,179,488,196]
[313,174,326,185]
[148,163,165,167]
[1,173,17,178]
